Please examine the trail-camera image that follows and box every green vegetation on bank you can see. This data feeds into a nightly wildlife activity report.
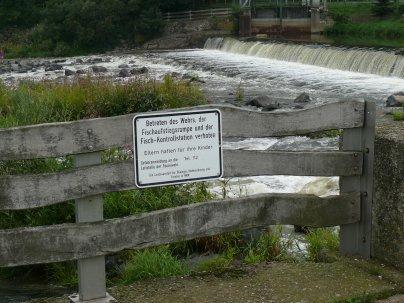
[325,2,404,48]
[0,0,167,58]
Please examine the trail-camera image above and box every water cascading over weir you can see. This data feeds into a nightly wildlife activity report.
[205,37,404,78]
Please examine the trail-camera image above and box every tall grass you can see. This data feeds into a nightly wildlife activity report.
[244,227,290,264]
[0,76,204,128]
[306,228,339,263]
[121,246,189,284]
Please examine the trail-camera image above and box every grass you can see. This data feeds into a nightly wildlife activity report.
[0,76,204,128]
[243,227,289,264]
[325,20,404,40]
[392,110,404,121]
[195,255,233,274]
[325,3,404,47]
[327,3,374,22]
[121,246,189,284]
[305,228,339,263]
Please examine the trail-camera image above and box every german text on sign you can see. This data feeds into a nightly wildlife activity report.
[133,109,223,188]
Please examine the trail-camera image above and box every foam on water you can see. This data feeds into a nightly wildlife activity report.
[205,37,404,78]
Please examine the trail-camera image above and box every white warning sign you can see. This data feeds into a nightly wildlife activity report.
[133,109,223,188]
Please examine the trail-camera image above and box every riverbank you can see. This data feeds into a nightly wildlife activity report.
[29,258,404,303]
[324,3,404,48]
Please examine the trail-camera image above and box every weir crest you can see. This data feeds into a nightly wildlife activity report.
[204,37,404,78]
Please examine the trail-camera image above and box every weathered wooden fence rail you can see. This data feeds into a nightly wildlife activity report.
[0,100,375,303]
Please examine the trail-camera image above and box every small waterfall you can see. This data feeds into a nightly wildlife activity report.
[204,37,404,78]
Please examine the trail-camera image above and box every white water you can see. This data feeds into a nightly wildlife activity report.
[205,37,404,78]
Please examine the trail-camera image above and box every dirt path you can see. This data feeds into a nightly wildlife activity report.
[30,259,403,303]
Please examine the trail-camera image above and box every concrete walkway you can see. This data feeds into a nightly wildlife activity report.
[30,258,403,303]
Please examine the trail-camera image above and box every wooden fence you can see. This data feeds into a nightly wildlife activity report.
[164,8,232,21]
[0,100,375,302]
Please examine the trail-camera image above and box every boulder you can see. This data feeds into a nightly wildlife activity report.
[386,92,404,107]
[170,72,181,79]
[395,49,404,56]
[294,92,311,103]
[75,58,84,64]
[246,95,280,111]
[87,57,103,64]
[118,64,129,69]
[91,65,107,73]
[45,63,63,71]
[181,73,205,83]
[65,69,75,76]
[118,68,131,78]
[76,69,87,74]
[130,66,148,75]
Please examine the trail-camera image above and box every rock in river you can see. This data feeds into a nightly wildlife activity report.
[118,68,131,78]
[91,65,108,73]
[64,69,75,76]
[130,66,148,75]
[294,92,311,103]
[386,92,404,107]
[246,95,281,111]
[45,63,63,71]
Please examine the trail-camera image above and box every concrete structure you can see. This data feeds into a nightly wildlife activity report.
[372,116,404,269]
[243,3,326,36]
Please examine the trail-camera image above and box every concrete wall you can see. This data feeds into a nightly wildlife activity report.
[372,116,404,269]
[250,7,323,35]
[251,18,311,35]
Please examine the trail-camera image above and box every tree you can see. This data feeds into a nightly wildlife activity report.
[372,0,394,17]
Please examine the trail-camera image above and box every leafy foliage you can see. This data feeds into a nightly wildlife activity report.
[372,0,394,17]
[0,0,166,57]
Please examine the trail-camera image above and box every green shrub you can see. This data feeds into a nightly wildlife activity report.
[208,16,219,30]
[121,246,189,284]
[372,0,394,17]
[0,0,166,58]
[306,228,339,262]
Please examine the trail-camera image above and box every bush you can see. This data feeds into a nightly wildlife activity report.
[372,0,394,17]
[0,0,166,58]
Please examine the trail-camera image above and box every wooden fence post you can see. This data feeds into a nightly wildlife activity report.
[69,152,115,303]
[340,101,375,258]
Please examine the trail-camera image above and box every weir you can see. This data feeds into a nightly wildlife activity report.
[204,37,404,78]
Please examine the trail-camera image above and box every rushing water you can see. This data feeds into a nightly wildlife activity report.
[205,37,404,78]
